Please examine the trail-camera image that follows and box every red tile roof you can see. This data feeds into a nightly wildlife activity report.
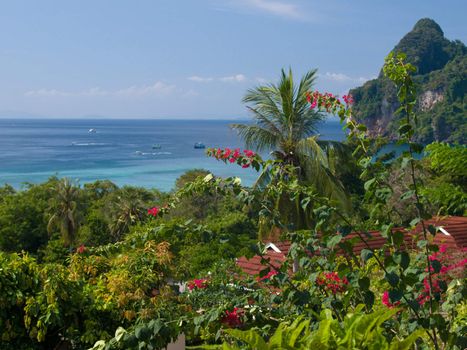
[414,216,467,249]
[236,249,286,277]
[236,216,467,277]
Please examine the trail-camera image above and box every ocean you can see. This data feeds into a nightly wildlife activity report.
[0,118,345,191]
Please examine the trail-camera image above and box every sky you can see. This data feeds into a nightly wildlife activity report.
[0,0,465,119]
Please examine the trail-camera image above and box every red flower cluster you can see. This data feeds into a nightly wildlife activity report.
[306,91,354,113]
[382,291,401,308]
[147,206,159,217]
[306,91,341,112]
[221,307,243,328]
[256,269,278,282]
[76,244,86,254]
[208,147,256,168]
[417,278,443,306]
[316,272,348,294]
[342,94,354,105]
[187,278,208,291]
[418,245,466,305]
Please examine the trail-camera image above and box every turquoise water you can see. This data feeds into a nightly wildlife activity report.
[0,119,345,191]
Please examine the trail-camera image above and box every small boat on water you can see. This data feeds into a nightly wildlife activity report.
[88,128,97,133]
[152,144,162,149]
[194,142,205,149]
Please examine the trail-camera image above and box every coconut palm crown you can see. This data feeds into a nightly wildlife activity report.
[47,178,80,247]
[231,68,351,217]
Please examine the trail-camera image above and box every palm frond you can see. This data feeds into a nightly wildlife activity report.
[297,137,352,212]
[230,124,280,152]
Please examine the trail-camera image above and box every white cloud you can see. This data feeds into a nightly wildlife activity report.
[321,72,374,84]
[220,74,246,82]
[238,0,304,20]
[25,89,71,97]
[25,81,176,98]
[187,74,247,83]
[115,82,175,97]
[188,76,214,82]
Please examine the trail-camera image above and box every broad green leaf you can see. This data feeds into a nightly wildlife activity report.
[388,330,423,350]
[115,327,126,342]
[225,329,268,350]
[364,178,376,191]
[361,249,374,262]
[385,272,400,287]
[289,319,310,347]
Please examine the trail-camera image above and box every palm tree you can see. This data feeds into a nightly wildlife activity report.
[108,187,150,241]
[47,178,80,248]
[231,68,352,231]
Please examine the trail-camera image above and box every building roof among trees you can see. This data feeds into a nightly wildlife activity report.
[236,216,467,277]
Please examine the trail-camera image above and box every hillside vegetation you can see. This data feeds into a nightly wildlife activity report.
[350,18,466,143]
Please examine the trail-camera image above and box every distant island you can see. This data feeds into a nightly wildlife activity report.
[350,18,466,144]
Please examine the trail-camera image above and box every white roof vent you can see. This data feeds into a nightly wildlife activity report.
[439,227,450,236]
[264,242,281,253]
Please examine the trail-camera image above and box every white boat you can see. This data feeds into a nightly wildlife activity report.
[88,128,97,133]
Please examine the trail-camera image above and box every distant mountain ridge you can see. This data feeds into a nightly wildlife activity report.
[350,18,466,144]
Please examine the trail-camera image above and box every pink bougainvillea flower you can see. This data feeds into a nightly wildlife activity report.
[147,206,159,217]
[243,150,255,158]
[232,148,241,159]
[187,278,208,291]
[256,269,278,282]
[316,272,348,294]
[223,148,232,159]
[342,94,354,105]
[221,307,243,328]
[382,291,401,308]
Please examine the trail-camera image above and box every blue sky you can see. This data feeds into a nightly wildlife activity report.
[0,0,465,119]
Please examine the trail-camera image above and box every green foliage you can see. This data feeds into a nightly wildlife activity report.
[0,181,51,253]
[194,308,423,350]
[175,169,211,190]
[47,178,81,247]
[420,142,467,215]
[422,182,466,216]
[0,236,178,349]
[0,178,165,254]
[106,186,161,241]
[425,142,467,179]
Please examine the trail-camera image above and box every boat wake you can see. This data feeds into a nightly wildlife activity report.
[71,142,108,146]
[135,151,172,156]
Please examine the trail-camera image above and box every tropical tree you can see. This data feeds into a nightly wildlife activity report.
[107,187,153,240]
[47,178,81,248]
[231,68,352,230]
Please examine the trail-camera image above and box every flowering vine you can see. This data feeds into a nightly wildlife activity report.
[207,148,261,170]
[382,291,401,308]
[147,206,160,217]
[76,244,86,254]
[187,278,208,291]
[316,272,349,294]
[221,307,243,328]
[256,269,278,282]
